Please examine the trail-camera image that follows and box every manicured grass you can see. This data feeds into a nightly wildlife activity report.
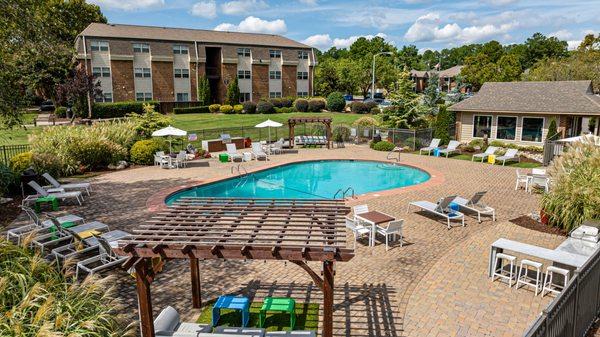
[415,152,542,168]
[197,301,319,332]
[0,126,40,145]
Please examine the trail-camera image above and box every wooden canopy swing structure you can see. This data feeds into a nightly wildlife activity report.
[115,197,354,337]
[288,117,333,149]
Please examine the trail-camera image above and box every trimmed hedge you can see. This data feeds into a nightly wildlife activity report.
[243,101,257,114]
[209,104,221,113]
[130,139,166,165]
[220,105,234,114]
[294,99,308,112]
[372,141,396,151]
[173,106,210,114]
[307,98,326,112]
[326,92,346,112]
[234,104,244,114]
[92,101,158,118]
[350,102,369,114]
[257,101,275,114]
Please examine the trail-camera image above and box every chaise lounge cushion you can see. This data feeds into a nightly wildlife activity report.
[155,306,181,334]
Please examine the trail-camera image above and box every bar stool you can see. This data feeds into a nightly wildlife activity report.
[542,266,570,297]
[492,253,517,287]
[516,259,543,295]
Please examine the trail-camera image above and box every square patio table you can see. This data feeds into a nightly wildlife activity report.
[355,211,396,247]
[212,295,250,327]
[259,297,296,329]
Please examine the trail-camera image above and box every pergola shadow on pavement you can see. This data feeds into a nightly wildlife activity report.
[114,197,354,337]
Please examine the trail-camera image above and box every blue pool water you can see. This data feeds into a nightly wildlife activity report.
[166,160,430,204]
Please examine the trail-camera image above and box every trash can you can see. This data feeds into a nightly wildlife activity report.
[20,168,39,196]
[373,134,382,143]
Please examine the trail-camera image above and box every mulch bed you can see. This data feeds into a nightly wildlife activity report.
[0,196,23,230]
[510,215,566,236]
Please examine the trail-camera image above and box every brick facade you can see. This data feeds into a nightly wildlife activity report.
[190,62,198,101]
[111,60,135,101]
[252,64,269,102]
[152,61,174,101]
[282,65,297,98]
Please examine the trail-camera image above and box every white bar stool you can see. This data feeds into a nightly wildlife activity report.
[542,266,570,297]
[492,252,517,287]
[516,259,543,295]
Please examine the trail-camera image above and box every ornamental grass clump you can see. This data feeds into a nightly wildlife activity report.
[541,139,600,231]
[0,239,134,336]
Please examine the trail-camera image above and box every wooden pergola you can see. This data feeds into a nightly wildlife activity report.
[288,117,333,149]
[115,197,353,337]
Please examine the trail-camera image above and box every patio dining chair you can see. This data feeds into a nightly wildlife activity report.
[345,216,371,249]
[515,169,529,190]
[174,151,188,168]
[376,219,404,250]
[528,175,550,194]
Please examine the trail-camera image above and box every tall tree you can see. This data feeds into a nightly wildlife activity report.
[422,72,442,117]
[225,77,240,105]
[523,33,569,69]
[385,69,428,129]
[55,66,102,118]
[197,76,211,105]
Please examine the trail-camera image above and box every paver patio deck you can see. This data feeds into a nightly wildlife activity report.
[4,145,565,337]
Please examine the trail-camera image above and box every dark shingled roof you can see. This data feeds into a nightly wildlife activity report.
[448,81,600,115]
[78,23,312,49]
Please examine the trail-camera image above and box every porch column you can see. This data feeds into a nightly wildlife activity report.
[135,260,155,337]
[322,260,334,337]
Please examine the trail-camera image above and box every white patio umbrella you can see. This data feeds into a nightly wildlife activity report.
[152,125,187,153]
[255,119,283,144]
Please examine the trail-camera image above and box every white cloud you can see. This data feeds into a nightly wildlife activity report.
[214,16,287,34]
[333,33,388,49]
[298,0,318,4]
[221,0,268,15]
[549,29,573,40]
[191,1,217,19]
[567,40,582,50]
[302,34,332,49]
[302,33,388,50]
[479,0,518,5]
[89,0,164,10]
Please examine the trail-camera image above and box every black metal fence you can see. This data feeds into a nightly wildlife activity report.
[157,101,204,114]
[0,144,30,166]
[523,246,600,337]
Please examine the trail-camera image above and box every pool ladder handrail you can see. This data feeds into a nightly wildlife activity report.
[387,147,402,162]
[333,187,355,199]
[230,164,248,176]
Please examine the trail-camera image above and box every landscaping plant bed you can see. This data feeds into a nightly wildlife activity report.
[510,215,566,236]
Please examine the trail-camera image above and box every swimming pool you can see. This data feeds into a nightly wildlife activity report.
[166,160,430,204]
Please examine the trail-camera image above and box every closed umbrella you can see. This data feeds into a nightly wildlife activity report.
[152,125,187,153]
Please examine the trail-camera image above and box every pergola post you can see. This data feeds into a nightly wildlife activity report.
[322,260,334,337]
[135,259,155,337]
[325,122,332,149]
[289,122,295,148]
[190,258,202,308]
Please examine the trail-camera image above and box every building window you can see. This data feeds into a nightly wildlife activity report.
[473,115,492,138]
[497,116,517,140]
[297,92,308,97]
[174,69,190,78]
[237,48,251,57]
[133,43,150,53]
[269,71,281,79]
[297,71,308,80]
[136,92,152,101]
[240,93,251,102]
[95,93,113,103]
[269,50,281,58]
[521,117,544,142]
[92,67,111,78]
[269,92,282,98]
[134,68,151,78]
[90,41,109,52]
[173,45,188,54]
[298,51,309,59]
[176,93,189,101]
[237,70,251,79]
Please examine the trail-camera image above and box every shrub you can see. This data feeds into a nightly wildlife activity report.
[308,98,326,112]
[433,105,453,145]
[371,107,381,114]
[333,126,351,142]
[130,139,166,165]
[68,138,127,170]
[128,103,172,138]
[270,98,283,108]
[209,104,221,113]
[281,97,294,108]
[274,107,294,114]
[31,153,65,178]
[197,76,211,105]
[0,164,15,197]
[547,118,559,141]
[541,140,600,231]
[9,152,33,175]
[243,101,257,114]
[92,101,158,118]
[220,104,234,114]
[352,116,379,127]
[350,102,369,114]
[257,101,275,114]
[468,139,487,151]
[294,98,309,112]
[372,140,396,151]
[233,104,244,114]
[173,106,210,114]
[55,106,67,118]
[404,137,422,151]
[364,101,378,111]
[326,92,346,112]
[225,78,240,105]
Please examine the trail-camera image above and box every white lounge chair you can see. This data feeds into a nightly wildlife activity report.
[75,236,128,278]
[51,227,129,264]
[27,181,84,205]
[376,219,403,251]
[31,219,109,254]
[42,173,92,196]
[6,206,84,244]
[226,143,243,162]
[270,139,284,154]
[472,146,498,162]
[214,326,266,336]
[345,216,371,249]
[251,143,267,160]
[407,195,465,229]
[452,191,496,223]
[419,138,441,155]
[154,306,212,337]
[497,148,519,166]
[438,140,461,158]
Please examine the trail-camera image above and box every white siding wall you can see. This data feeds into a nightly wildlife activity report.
[90,42,113,96]
[173,51,190,99]
[297,58,309,94]
[238,52,252,99]
[269,56,282,95]
[133,49,152,96]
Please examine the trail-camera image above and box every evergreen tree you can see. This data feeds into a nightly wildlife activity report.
[422,72,441,116]
[547,118,559,141]
[386,69,428,129]
[225,77,240,105]
[433,105,453,145]
[197,76,211,105]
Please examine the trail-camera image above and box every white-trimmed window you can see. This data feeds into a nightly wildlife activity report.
[497,116,517,140]
[173,45,188,54]
[297,91,309,97]
[237,48,251,57]
[473,115,492,138]
[240,93,251,102]
[90,41,109,52]
[269,71,281,79]
[92,67,111,78]
[269,92,282,98]
[269,50,281,58]
[134,68,151,78]
[176,93,189,101]
[521,117,544,142]
[237,70,251,79]
[298,51,309,59]
[297,71,308,80]
[136,93,153,101]
[174,69,189,78]
[133,43,150,53]
[95,92,113,103]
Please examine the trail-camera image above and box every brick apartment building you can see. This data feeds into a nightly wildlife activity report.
[75,23,316,104]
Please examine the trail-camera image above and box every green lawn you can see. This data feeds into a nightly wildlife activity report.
[0,126,40,145]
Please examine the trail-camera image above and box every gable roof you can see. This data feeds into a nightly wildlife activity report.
[448,81,600,115]
[78,23,311,49]
[410,65,463,79]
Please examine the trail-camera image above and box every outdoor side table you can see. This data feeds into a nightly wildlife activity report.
[259,297,296,329]
[243,152,252,162]
[35,195,59,213]
[212,295,250,327]
[488,154,496,164]
[219,153,230,163]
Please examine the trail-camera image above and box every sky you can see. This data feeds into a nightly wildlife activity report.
[89,0,600,51]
